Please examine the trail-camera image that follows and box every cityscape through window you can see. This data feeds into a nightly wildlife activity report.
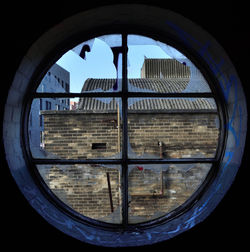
[28,34,221,225]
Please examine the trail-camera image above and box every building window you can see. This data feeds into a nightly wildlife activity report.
[45,101,51,110]
[65,83,69,92]
[40,98,42,110]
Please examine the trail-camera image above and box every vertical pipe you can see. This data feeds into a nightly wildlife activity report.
[159,141,164,195]
[106,172,114,213]
[117,102,120,153]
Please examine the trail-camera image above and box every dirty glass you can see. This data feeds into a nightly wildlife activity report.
[127,34,211,93]
[29,98,122,159]
[37,34,122,94]
[128,163,212,224]
[37,164,122,224]
[127,97,219,159]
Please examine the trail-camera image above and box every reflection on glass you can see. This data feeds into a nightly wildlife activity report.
[29,98,122,159]
[127,34,211,93]
[128,163,211,224]
[37,34,122,94]
[37,164,122,224]
[128,98,219,159]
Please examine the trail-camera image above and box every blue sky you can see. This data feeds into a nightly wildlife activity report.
[56,36,179,93]
[57,39,117,93]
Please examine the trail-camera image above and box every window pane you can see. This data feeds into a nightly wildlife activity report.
[127,34,211,93]
[37,164,122,224]
[37,34,122,95]
[128,163,212,224]
[128,98,219,159]
[29,98,122,159]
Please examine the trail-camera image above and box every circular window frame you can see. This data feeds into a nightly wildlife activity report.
[23,31,227,230]
[3,4,247,247]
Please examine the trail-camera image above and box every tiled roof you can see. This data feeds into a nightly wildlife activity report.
[78,97,217,113]
[81,78,189,93]
[78,78,217,113]
[128,98,216,112]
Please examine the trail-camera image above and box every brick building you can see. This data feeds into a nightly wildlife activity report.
[38,60,219,224]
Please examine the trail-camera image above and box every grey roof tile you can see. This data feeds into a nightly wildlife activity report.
[78,78,217,113]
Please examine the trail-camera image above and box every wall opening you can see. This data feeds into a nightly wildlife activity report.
[3,5,247,247]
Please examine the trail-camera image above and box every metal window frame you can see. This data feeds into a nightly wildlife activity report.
[24,32,226,231]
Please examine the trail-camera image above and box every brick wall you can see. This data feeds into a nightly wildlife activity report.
[128,163,211,223]
[38,164,122,223]
[43,112,120,159]
[128,113,219,158]
[39,111,219,223]
[43,111,219,159]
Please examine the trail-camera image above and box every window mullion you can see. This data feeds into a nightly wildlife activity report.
[32,158,122,165]
[32,92,214,99]
[121,33,129,227]
[32,92,122,98]
[127,92,215,98]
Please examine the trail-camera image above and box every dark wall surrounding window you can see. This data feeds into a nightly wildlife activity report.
[1,1,249,250]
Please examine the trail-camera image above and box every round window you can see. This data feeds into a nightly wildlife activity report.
[3,5,247,247]
[27,33,222,226]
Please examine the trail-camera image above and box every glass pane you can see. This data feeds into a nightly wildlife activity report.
[128,98,219,159]
[127,34,211,93]
[37,34,122,97]
[128,163,212,224]
[29,98,122,159]
[37,164,122,224]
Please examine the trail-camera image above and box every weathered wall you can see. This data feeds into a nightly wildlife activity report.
[43,112,120,159]
[128,163,211,223]
[39,111,219,223]
[128,113,219,158]
[38,164,122,223]
[42,111,219,159]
